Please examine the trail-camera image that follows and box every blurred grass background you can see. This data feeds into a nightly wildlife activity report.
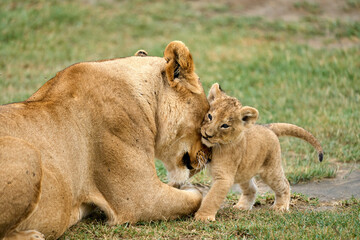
[1,0,359,183]
[1,0,359,238]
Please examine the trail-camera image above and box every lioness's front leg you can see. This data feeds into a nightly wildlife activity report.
[93,140,203,223]
[0,137,43,239]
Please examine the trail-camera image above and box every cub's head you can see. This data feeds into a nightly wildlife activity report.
[201,83,259,148]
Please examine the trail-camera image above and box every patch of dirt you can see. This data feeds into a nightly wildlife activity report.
[189,0,360,21]
[231,163,360,205]
[189,0,360,49]
[290,164,360,201]
[238,0,359,21]
[297,36,360,49]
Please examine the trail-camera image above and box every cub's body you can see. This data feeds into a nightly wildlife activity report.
[209,124,288,214]
[194,83,323,221]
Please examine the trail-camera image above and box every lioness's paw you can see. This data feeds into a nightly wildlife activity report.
[180,183,203,197]
[194,213,216,222]
[28,232,45,240]
[5,230,45,240]
[168,181,182,189]
[180,183,209,197]
[191,183,210,197]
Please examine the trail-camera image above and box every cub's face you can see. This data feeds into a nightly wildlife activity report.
[201,83,259,148]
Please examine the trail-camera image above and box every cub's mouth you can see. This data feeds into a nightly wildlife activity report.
[201,135,215,148]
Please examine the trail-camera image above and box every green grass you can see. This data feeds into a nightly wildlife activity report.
[60,194,360,239]
[1,0,359,239]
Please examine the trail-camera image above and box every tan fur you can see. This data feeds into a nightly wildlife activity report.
[164,41,203,95]
[194,83,323,221]
[0,41,211,239]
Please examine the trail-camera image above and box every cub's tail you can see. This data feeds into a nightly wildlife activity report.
[265,123,324,162]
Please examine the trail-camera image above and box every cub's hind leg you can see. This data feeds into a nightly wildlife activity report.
[260,165,290,211]
[234,178,257,210]
[0,137,44,240]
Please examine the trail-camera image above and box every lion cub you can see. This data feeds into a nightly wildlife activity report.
[194,83,323,221]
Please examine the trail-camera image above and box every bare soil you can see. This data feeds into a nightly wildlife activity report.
[240,0,360,21]
[190,0,360,21]
[290,164,360,201]
[189,0,360,49]
[231,163,360,207]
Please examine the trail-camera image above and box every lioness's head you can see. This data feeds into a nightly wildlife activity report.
[159,41,211,185]
[201,83,259,148]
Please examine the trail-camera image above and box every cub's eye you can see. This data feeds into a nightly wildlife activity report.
[221,124,229,129]
[208,113,212,121]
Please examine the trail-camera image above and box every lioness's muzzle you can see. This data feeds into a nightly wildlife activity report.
[182,152,194,170]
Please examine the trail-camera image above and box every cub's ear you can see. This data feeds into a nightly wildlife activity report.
[164,41,202,94]
[135,50,148,57]
[207,83,224,103]
[240,106,259,126]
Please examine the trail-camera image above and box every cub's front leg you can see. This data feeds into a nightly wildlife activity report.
[194,177,233,222]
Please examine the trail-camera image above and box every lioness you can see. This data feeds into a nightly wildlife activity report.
[194,83,323,221]
[0,41,211,239]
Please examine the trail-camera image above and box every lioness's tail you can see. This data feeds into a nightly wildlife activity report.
[265,123,324,162]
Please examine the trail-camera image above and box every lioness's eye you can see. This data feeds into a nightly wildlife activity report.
[208,114,212,121]
[221,124,229,129]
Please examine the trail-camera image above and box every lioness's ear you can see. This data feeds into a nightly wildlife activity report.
[164,41,202,94]
[240,106,259,126]
[135,50,148,57]
[208,83,223,103]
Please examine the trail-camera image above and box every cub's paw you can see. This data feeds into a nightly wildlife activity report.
[271,204,289,212]
[5,230,45,240]
[233,203,253,211]
[194,213,216,222]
